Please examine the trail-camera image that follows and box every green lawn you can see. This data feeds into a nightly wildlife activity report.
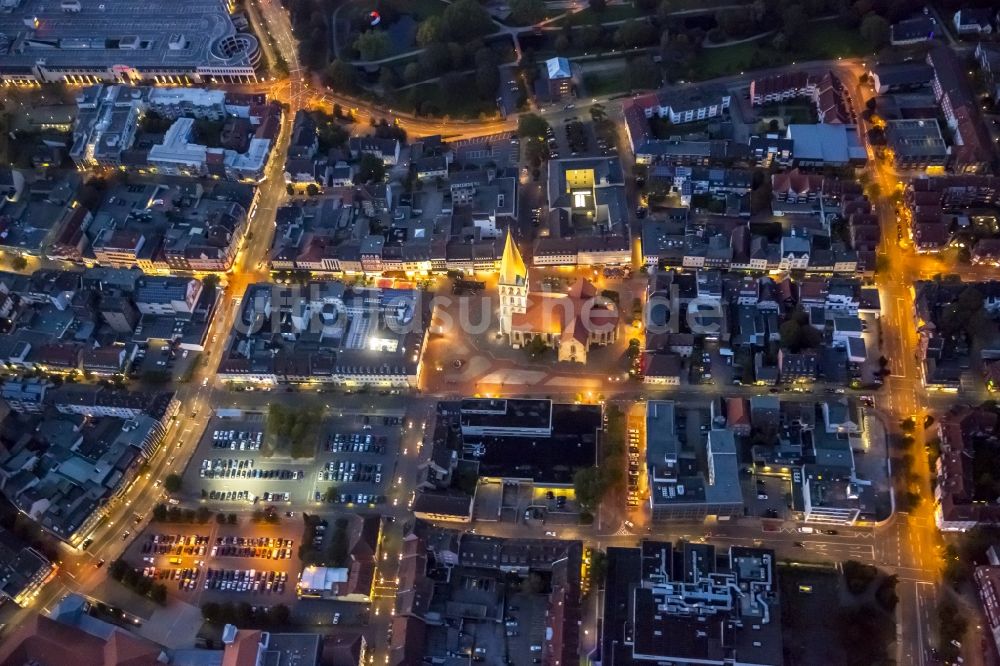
[556,4,642,26]
[387,76,499,119]
[794,18,873,60]
[584,68,631,96]
[690,19,875,81]
[756,101,818,124]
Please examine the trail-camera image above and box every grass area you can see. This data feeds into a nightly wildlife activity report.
[555,4,642,26]
[648,115,715,139]
[756,101,818,125]
[690,18,874,81]
[385,75,500,119]
[584,68,630,96]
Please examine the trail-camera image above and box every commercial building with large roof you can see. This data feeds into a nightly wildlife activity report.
[646,400,744,521]
[601,540,782,665]
[0,0,259,85]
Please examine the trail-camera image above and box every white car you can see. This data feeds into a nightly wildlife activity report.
[544,531,557,537]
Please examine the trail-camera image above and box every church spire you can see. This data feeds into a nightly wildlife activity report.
[499,228,526,286]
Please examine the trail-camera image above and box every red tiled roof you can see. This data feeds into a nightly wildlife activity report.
[0,614,161,666]
[222,629,263,666]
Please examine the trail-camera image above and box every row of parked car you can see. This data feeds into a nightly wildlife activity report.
[325,432,387,454]
[313,491,387,506]
[143,533,210,555]
[318,460,382,483]
[206,490,253,502]
[211,537,293,560]
[204,568,288,594]
[200,458,304,480]
[212,429,263,450]
[143,567,201,590]
[627,426,641,508]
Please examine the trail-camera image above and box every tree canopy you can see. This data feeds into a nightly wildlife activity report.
[356,153,386,184]
[779,309,822,352]
[509,0,545,24]
[354,30,391,61]
[860,12,890,49]
[325,59,358,92]
[440,0,495,41]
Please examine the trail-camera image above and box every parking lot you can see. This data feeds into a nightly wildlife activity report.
[309,414,402,510]
[124,521,304,607]
[181,412,403,511]
[741,473,794,519]
[546,117,613,160]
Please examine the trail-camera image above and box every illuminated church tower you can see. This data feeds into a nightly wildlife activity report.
[498,228,528,335]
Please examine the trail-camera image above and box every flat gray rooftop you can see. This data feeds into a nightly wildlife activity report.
[0,0,250,72]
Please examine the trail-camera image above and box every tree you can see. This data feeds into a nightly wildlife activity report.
[614,20,656,48]
[781,4,807,36]
[474,46,500,99]
[589,549,608,589]
[588,0,607,12]
[216,512,227,525]
[270,604,291,626]
[379,66,399,91]
[574,466,604,513]
[316,116,349,152]
[325,59,357,92]
[803,0,825,17]
[576,24,603,49]
[518,113,549,139]
[419,41,451,76]
[554,34,570,52]
[196,506,212,523]
[440,0,495,41]
[10,256,28,271]
[354,30,391,61]
[843,559,878,594]
[149,584,167,604]
[859,12,889,49]
[509,0,545,24]
[355,153,386,184]
[525,335,548,358]
[415,16,442,47]
[715,8,752,38]
[109,559,129,581]
[771,31,789,52]
[657,0,674,22]
[164,474,182,493]
[201,602,222,623]
[403,62,423,85]
[626,55,660,90]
